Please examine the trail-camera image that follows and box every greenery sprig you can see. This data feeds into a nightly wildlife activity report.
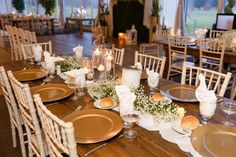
[56,55,82,72]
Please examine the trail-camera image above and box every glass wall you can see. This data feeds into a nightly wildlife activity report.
[185,0,218,35]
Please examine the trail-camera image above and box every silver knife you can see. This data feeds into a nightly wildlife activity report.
[84,134,123,156]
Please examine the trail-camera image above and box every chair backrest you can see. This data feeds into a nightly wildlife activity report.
[199,39,225,72]
[33,94,78,157]
[134,51,166,78]
[21,41,52,60]
[209,30,225,38]
[0,66,28,157]
[168,36,188,65]
[27,30,37,44]
[7,71,46,157]
[139,43,160,56]
[0,66,19,123]
[181,64,232,97]
[155,29,170,41]
[112,45,125,66]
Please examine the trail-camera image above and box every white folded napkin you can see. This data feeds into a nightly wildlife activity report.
[134,62,142,70]
[44,51,55,73]
[146,69,160,88]
[195,74,217,102]
[195,74,217,117]
[52,56,65,62]
[115,85,136,115]
[64,68,87,87]
[121,68,141,89]
[73,45,83,58]
[32,45,42,61]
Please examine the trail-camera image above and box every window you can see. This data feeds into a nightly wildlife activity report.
[186,0,218,36]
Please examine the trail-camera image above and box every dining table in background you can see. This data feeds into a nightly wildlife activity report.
[156,39,236,78]
[65,17,95,35]
[2,59,236,157]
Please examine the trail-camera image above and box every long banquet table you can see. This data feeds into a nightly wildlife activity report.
[2,60,236,157]
[156,40,236,78]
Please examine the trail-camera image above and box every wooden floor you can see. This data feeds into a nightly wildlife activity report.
[0,32,139,157]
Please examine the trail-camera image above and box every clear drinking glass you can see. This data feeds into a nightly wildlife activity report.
[65,79,80,100]
[220,102,236,126]
[120,112,139,139]
[199,101,216,125]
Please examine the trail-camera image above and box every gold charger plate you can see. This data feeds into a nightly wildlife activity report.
[63,109,123,144]
[31,84,74,103]
[191,124,236,157]
[160,84,197,102]
[13,69,47,82]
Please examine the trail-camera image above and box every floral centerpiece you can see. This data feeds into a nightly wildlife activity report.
[87,83,184,123]
[87,80,118,100]
[133,86,184,123]
[56,55,82,72]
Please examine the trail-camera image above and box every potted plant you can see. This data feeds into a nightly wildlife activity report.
[38,0,56,15]
[12,0,25,13]
[151,0,162,27]
[224,0,236,13]
[99,0,110,37]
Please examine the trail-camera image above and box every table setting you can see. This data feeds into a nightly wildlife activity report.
[6,43,236,157]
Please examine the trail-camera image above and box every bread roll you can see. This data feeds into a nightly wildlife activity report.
[100,98,114,108]
[152,93,164,101]
[181,115,199,131]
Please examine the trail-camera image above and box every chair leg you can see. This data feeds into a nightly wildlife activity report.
[18,126,27,157]
[11,123,17,148]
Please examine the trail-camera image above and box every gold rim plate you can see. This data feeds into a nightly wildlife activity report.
[191,124,236,157]
[160,84,197,102]
[31,84,74,103]
[63,109,123,144]
[94,99,117,109]
[13,69,47,81]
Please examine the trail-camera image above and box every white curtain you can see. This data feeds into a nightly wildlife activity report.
[0,0,14,14]
[159,0,179,29]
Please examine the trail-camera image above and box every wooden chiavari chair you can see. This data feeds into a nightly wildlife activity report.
[181,64,232,97]
[134,51,166,78]
[21,41,52,60]
[34,94,78,157]
[199,39,225,73]
[112,45,125,67]
[0,66,27,157]
[167,36,195,80]
[209,29,225,38]
[8,71,46,157]
[139,43,160,57]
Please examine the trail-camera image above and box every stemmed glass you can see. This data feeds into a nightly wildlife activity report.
[199,101,216,125]
[220,102,236,126]
[65,77,80,100]
[147,77,159,95]
[120,111,139,139]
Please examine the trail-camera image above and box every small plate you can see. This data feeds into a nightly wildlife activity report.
[94,99,117,109]
[172,120,191,136]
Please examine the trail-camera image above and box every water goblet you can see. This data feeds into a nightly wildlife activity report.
[65,78,80,101]
[199,101,216,125]
[148,77,159,95]
[220,102,236,126]
[121,112,139,139]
